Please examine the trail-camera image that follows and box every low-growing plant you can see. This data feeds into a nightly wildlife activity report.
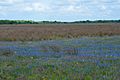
[48,45,62,53]
[0,49,15,57]
[64,47,78,55]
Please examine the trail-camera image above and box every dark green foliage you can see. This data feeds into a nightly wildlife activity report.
[0,20,35,24]
[85,75,92,80]
[0,20,120,24]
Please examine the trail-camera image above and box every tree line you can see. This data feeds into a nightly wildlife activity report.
[0,20,120,24]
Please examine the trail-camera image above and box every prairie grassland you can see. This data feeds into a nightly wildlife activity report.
[0,23,120,80]
[0,23,120,41]
[0,36,120,80]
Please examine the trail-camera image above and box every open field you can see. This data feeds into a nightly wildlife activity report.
[0,23,120,80]
[0,23,120,41]
[0,36,120,80]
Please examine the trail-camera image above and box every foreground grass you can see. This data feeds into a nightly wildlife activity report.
[0,36,120,80]
[0,55,119,80]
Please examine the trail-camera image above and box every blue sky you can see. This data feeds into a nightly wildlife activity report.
[0,0,120,21]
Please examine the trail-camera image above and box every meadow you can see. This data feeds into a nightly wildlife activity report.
[0,23,120,41]
[0,23,120,80]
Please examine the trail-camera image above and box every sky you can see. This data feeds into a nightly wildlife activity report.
[0,0,120,21]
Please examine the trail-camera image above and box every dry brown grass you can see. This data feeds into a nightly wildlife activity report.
[0,23,120,41]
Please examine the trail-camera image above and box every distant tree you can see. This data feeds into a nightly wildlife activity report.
[0,20,120,24]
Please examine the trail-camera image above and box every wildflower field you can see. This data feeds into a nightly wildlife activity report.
[0,36,120,80]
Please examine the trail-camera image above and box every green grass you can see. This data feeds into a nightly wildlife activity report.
[0,36,120,80]
[0,55,119,80]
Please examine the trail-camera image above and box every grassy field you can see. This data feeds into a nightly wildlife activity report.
[0,36,120,80]
[0,23,120,41]
[0,23,120,80]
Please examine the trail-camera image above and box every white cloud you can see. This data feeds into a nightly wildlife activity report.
[60,4,91,16]
[65,5,83,13]
[100,5,107,10]
[0,6,7,15]
[86,0,115,16]
[0,0,119,19]
[32,3,50,12]
[0,0,51,14]
[67,0,79,4]
[24,6,33,11]
[58,0,91,15]
[0,0,22,4]
[24,3,50,12]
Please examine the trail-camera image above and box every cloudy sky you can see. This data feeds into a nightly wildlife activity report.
[0,0,120,21]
